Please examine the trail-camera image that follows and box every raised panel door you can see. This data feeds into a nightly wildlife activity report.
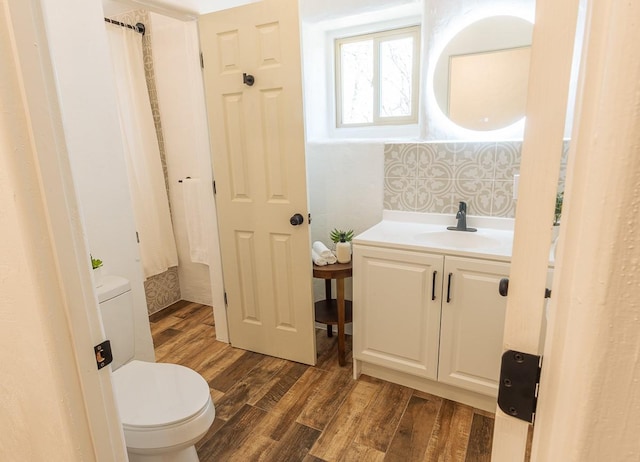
[199,0,315,364]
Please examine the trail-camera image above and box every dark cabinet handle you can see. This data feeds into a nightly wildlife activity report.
[431,271,437,301]
[446,272,452,303]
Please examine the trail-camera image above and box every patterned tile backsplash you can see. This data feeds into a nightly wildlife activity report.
[384,141,569,218]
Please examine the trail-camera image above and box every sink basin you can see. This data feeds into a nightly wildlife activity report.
[414,231,502,249]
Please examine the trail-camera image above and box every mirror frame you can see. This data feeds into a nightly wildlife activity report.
[433,15,534,131]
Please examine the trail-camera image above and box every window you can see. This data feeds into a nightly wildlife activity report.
[336,26,420,127]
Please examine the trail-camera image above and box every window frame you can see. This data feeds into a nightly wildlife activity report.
[335,25,421,128]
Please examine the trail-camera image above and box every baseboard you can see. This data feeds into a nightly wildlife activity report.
[354,359,497,414]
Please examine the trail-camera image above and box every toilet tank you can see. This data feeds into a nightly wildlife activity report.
[97,275,136,370]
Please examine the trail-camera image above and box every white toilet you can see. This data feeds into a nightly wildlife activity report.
[97,275,215,462]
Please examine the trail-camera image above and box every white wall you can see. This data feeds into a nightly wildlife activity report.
[40,0,155,361]
[306,142,384,301]
[421,0,535,141]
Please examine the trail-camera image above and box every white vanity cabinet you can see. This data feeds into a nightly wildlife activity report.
[353,244,509,399]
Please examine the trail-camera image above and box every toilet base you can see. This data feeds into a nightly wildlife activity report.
[127,445,199,462]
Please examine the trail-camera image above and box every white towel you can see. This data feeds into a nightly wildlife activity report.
[312,248,337,266]
[312,249,328,266]
[182,178,212,265]
[313,241,332,258]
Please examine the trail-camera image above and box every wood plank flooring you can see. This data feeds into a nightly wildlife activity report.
[149,301,497,461]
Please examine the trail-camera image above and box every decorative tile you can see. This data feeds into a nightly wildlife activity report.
[382,141,528,218]
[384,143,418,178]
[492,181,516,217]
[384,177,416,211]
[453,179,493,216]
[416,178,453,213]
[494,142,522,180]
[144,267,181,314]
[454,142,497,180]
[417,143,455,179]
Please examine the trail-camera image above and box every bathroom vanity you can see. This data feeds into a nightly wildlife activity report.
[352,211,516,412]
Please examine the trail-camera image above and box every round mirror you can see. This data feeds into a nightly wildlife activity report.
[434,16,533,131]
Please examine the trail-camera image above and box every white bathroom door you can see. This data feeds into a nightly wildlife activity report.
[199,0,316,365]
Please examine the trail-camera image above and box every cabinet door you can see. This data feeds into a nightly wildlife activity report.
[438,256,510,396]
[353,245,443,380]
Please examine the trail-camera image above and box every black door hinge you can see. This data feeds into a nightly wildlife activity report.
[497,350,542,424]
[95,340,113,370]
[224,292,228,306]
[135,231,140,243]
[213,180,216,195]
[200,52,204,69]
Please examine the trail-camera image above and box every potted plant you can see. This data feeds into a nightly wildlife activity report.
[330,229,354,264]
[552,191,564,246]
[554,191,564,226]
[330,228,354,244]
[91,254,104,287]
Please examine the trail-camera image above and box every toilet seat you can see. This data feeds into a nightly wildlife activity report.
[111,360,215,451]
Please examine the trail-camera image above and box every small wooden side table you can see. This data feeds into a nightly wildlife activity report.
[312,261,353,366]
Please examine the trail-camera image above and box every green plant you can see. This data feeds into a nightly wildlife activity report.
[554,191,564,225]
[91,254,103,270]
[330,228,354,243]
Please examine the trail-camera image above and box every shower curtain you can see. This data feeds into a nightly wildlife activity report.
[105,23,178,278]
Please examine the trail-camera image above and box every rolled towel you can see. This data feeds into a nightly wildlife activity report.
[312,241,332,258]
[325,253,337,264]
[312,249,328,266]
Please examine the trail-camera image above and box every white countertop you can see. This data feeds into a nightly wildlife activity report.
[353,211,516,262]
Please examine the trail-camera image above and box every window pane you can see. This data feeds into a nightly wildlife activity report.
[340,40,373,124]
[379,36,413,118]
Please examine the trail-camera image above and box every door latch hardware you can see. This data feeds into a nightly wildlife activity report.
[243,73,255,86]
[95,340,113,370]
[497,350,541,423]
[498,278,552,298]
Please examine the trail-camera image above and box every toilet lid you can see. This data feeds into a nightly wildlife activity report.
[112,360,211,428]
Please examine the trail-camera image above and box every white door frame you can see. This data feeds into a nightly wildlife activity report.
[5,0,126,458]
[491,0,581,457]
[493,0,640,460]
[530,0,640,458]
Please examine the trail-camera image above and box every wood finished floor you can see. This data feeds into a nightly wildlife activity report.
[149,301,498,462]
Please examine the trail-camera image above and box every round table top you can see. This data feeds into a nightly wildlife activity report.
[313,261,353,279]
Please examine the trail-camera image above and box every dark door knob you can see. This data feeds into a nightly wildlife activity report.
[499,278,509,296]
[243,73,255,86]
[289,213,304,226]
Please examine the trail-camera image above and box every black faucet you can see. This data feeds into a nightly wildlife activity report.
[447,201,477,232]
